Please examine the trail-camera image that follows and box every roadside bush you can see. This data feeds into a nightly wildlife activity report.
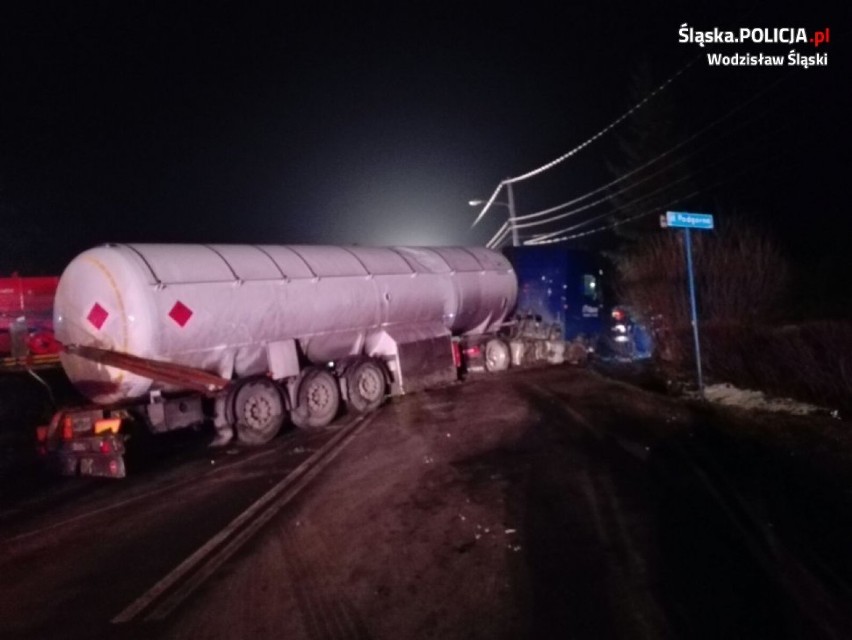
[615,217,789,362]
[615,217,788,343]
[610,217,852,411]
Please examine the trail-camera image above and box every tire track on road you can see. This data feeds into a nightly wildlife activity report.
[523,382,671,638]
[533,378,852,637]
[112,413,376,625]
[280,527,371,640]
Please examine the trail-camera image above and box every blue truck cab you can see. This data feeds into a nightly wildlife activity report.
[503,246,605,342]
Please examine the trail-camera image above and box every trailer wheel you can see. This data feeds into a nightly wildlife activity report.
[346,358,386,414]
[484,338,510,372]
[291,368,340,429]
[232,378,286,445]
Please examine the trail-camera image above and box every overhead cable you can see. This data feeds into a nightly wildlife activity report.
[485,221,510,249]
[472,57,697,229]
[524,170,700,242]
[511,77,783,226]
[526,153,779,245]
[503,59,697,186]
[471,183,507,228]
[525,126,780,244]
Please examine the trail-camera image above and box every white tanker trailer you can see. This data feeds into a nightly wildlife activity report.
[38,244,518,477]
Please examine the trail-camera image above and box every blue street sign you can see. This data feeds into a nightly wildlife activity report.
[665,211,715,230]
[662,210,715,395]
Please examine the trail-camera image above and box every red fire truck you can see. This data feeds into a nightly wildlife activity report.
[0,275,61,367]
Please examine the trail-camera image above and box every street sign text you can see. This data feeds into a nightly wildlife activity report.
[665,211,715,230]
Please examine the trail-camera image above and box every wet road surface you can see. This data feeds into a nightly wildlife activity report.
[2,365,851,639]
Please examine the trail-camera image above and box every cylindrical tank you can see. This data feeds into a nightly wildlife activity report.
[55,244,517,404]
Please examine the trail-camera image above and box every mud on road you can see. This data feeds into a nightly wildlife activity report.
[3,364,852,640]
[158,365,852,640]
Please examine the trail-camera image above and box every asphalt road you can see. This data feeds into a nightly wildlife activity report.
[2,365,851,639]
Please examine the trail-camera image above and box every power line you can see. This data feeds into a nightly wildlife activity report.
[514,119,763,237]
[524,122,783,245]
[525,145,788,245]
[509,76,783,226]
[485,221,510,249]
[513,158,696,232]
[503,59,697,185]
[524,170,702,243]
[471,57,697,229]
[470,182,506,228]
[486,76,789,248]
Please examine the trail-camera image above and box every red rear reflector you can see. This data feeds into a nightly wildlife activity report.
[61,416,74,441]
[465,346,481,356]
[451,342,461,368]
[36,425,49,443]
[100,440,113,454]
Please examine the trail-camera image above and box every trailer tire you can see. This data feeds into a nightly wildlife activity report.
[232,378,286,445]
[346,358,387,414]
[291,368,340,429]
[484,338,511,372]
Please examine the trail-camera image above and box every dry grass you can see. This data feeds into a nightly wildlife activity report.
[666,322,852,414]
[616,217,788,322]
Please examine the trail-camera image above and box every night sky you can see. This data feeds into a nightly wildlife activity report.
[0,3,847,286]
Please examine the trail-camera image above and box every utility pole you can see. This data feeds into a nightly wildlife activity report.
[470,184,519,248]
[506,181,519,247]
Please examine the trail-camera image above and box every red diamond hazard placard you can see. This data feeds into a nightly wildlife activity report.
[168,301,193,327]
[87,303,109,330]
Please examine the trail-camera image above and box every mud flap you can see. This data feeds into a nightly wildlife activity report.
[365,323,456,394]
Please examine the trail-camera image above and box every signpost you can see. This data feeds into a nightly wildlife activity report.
[662,211,715,395]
